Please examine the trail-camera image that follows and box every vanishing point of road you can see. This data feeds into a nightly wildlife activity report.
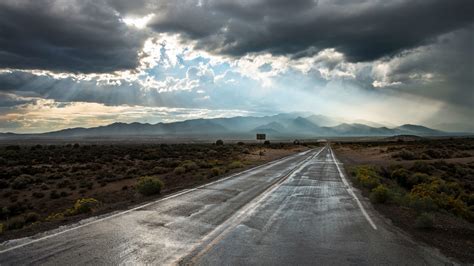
[0,145,452,265]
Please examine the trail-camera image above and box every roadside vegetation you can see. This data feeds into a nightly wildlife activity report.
[351,162,473,223]
[0,142,308,240]
[335,137,474,262]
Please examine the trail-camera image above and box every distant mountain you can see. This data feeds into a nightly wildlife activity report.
[305,114,340,127]
[0,113,463,140]
[324,123,395,136]
[394,124,443,136]
[252,122,287,133]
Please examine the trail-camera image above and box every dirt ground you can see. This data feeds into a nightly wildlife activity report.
[0,142,310,241]
[334,138,474,263]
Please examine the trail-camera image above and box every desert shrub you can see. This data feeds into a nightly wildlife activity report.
[210,167,222,177]
[242,148,250,154]
[196,160,213,169]
[264,140,271,145]
[24,212,40,223]
[173,166,186,175]
[136,176,164,196]
[228,161,244,169]
[7,216,26,230]
[259,151,265,156]
[181,161,198,172]
[370,185,390,204]
[72,198,100,214]
[237,142,245,146]
[216,140,224,145]
[410,179,471,219]
[414,213,434,229]
[45,212,64,221]
[391,168,411,188]
[410,161,434,174]
[407,173,430,188]
[393,150,417,160]
[354,166,381,190]
[11,174,33,189]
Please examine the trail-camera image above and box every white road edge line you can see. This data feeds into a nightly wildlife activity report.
[0,149,313,254]
[329,146,378,230]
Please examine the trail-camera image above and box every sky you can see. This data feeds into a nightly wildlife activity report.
[0,0,473,133]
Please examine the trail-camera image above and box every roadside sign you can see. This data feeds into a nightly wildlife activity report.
[256,133,266,140]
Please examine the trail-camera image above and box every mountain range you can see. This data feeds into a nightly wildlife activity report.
[0,113,469,140]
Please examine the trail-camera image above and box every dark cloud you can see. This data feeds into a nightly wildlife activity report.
[149,0,474,61]
[0,0,146,73]
[383,27,474,108]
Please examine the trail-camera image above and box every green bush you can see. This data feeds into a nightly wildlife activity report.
[406,173,430,188]
[173,166,186,175]
[414,213,434,229]
[408,196,438,213]
[410,178,471,219]
[45,212,64,221]
[228,161,244,169]
[391,168,411,188]
[370,185,390,204]
[181,161,198,172]
[354,166,381,190]
[210,167,222,177]
[136,176,164,196]
[72,198,100,214]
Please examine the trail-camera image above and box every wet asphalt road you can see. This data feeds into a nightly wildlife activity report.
[0,145,451,265]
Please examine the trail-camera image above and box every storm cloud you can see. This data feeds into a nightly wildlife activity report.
[149,0,474,61]
[0,0,146,73]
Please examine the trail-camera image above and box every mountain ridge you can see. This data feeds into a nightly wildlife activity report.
[1,113,468,140]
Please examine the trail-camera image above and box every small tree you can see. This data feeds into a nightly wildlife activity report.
[216,139,224,145]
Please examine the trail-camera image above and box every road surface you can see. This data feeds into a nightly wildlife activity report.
[0,145,451,265]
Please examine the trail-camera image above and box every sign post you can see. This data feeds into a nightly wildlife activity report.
[256,133,266,158]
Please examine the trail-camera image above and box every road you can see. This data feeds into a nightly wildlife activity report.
[0,145,451,265]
